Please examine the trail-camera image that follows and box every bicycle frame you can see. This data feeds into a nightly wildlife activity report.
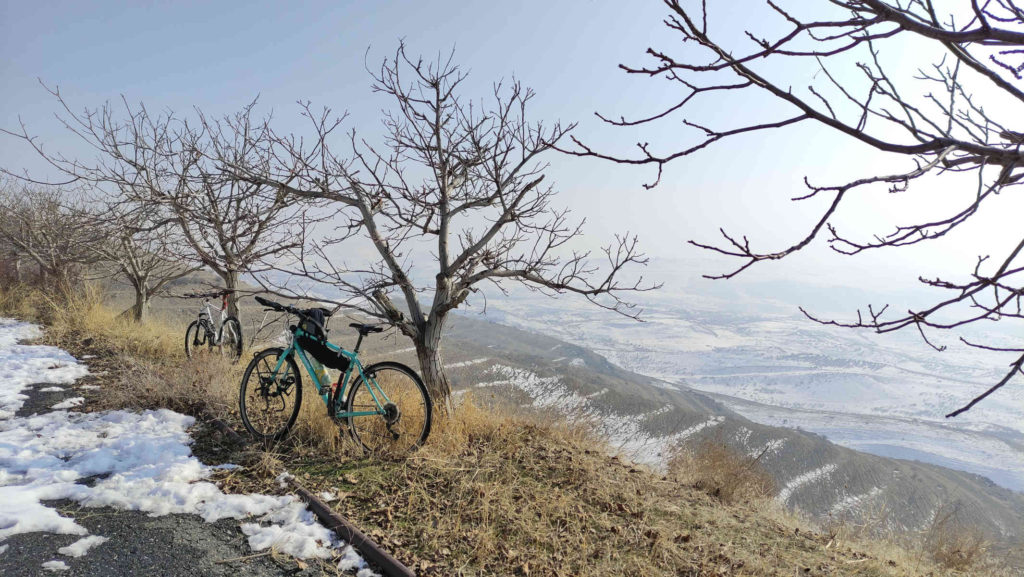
[196,295,230,344]
[273,327,392,419]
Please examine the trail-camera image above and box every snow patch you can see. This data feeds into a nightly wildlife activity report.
[831,487,884,516]
[42,560,69,572]
[749,439,786,458]
[777,464,838,503]
[0,319,88,419]
[51,397,84,410]
[58,535,109,557]
[276,471,295,489]
[38,386,64,393]
[446,358,490,369]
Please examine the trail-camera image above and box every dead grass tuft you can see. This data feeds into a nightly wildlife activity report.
[924,502,988,571]
[667,438,777,504]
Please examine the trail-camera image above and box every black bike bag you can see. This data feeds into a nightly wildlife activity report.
[299,308,331,338]
[296,334,349,371]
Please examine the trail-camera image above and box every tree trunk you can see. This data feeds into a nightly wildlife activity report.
[415,315,452,413]
[222,269,240,318]
[12,254,21,283]
[128,282,150,323]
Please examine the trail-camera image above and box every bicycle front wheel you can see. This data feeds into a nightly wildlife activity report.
[239,348,303,441]
[345,361,431,454]
[219,316,243,362]
[185,320,212,359]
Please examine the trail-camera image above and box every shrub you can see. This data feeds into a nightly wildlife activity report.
[667,438,776,504]
[924,502,988,571]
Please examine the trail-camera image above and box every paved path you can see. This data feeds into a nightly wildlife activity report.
[1,381,317,576]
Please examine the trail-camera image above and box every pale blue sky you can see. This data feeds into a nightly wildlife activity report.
[2,0,1020,305]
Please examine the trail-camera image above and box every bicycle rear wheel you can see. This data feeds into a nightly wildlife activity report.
[239,348,303,441]
[345,362,431,454]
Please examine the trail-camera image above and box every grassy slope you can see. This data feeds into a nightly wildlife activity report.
[1,284,1017,577]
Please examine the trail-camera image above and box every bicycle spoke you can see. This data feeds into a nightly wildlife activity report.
[348,365,429,454]
[241,351,301,440]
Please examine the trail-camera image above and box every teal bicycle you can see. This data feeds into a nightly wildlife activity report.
[239,296,432,453]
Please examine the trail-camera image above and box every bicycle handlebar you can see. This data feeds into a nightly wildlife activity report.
[254,295,292,313]
[255,296,328,336]
[183,289,234,299]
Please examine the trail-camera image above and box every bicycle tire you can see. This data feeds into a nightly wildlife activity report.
[345,361,431,453]
[239,347,303,441]
[184,319,212,359]
[219,316,243,362]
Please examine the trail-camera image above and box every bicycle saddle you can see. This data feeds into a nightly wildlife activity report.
[349,323,384,335]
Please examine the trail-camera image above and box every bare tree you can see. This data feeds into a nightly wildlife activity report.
[222,45,655,408]
[0,183,103,289]
[569,0,1024,418]
[3,88,305,317]
[88,200,200,322]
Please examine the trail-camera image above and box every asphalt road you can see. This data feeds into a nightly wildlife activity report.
[1,382,314,576]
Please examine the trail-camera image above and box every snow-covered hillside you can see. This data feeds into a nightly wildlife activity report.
[475,270,1024,492]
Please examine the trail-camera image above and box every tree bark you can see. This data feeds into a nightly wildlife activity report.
[414,314,452,413]
[128,280,150,323]
[222,269,240,318]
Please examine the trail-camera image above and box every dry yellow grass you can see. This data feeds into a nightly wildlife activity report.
[285,394,1020,577]
[0,283,181,360]
[667,437,777,505]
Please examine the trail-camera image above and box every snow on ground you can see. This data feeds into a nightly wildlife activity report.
[57,535,109,557]
[478,289,1024,492]
[0,319,88,419]
[50,397,84,410]
[830,487,883,516]
[446,357,491,369]
[41,560,68,572]
[776,464,838,504]
[0,318,378,575]
[715,394,1024,491]
[477,364,726,468]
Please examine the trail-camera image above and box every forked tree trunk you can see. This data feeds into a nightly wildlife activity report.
[414,315,452,413]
